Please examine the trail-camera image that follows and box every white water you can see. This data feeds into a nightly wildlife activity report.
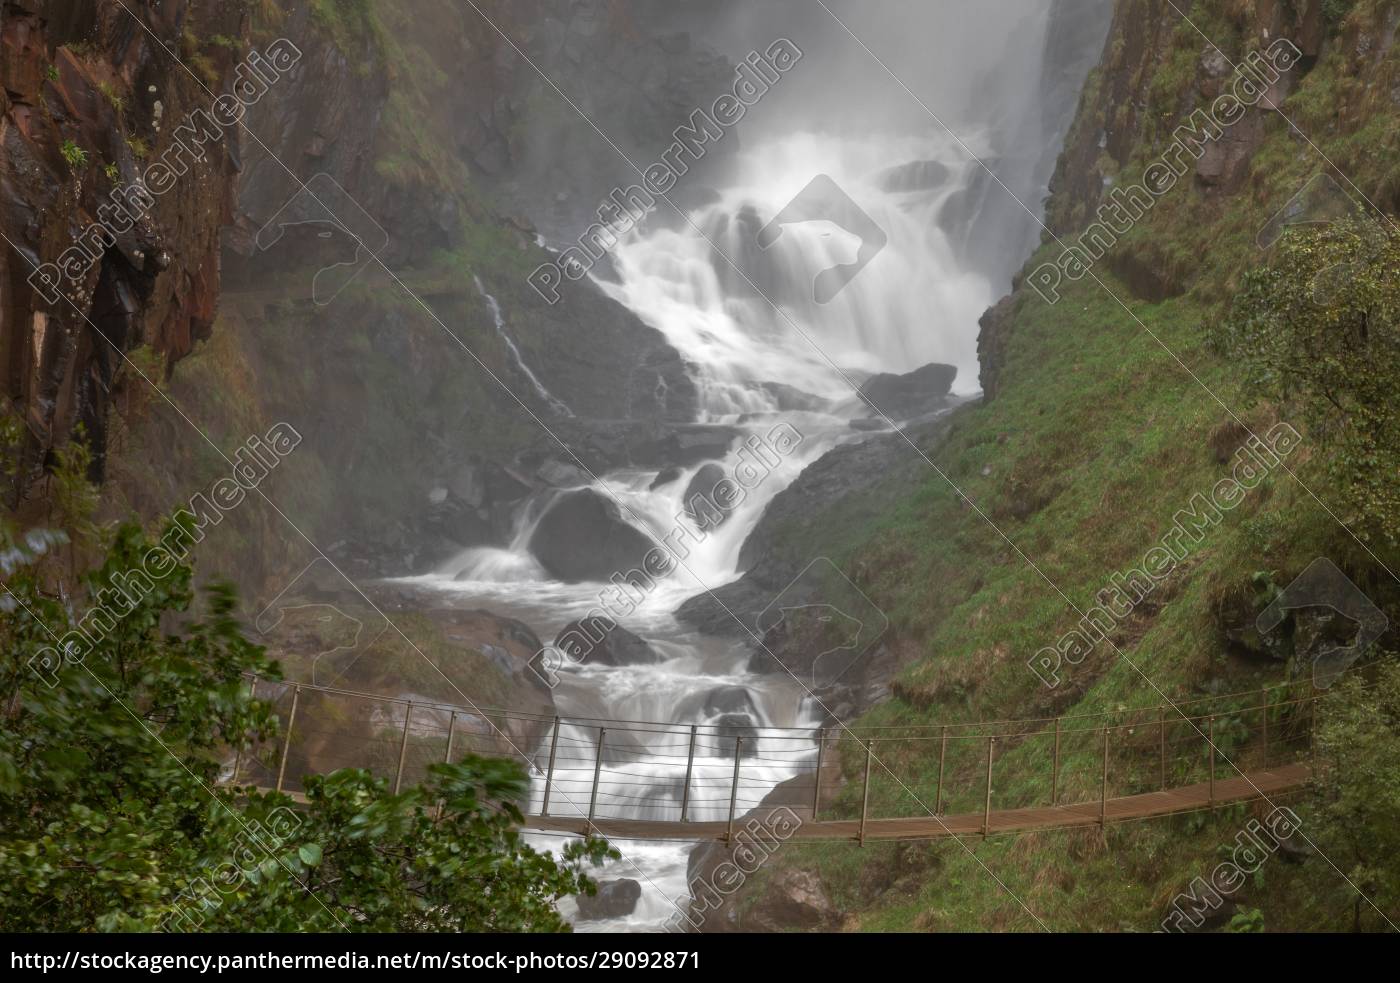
[403,131,997,929]
[397,2,1102,931]
[602,131,996,416]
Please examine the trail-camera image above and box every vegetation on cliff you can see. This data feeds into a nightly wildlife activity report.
[0,519,611,932]
[736,0,1400,932]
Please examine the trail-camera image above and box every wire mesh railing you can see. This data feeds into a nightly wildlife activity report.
[224,675,1323,840]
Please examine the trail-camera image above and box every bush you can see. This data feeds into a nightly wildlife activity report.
[1217,220,1400,545]
[0,518,612,931]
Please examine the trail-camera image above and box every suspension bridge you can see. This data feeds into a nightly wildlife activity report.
[224,676,1319,843]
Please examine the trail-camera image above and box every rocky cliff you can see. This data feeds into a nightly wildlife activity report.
[2,1,738,593]
[1,0,245,499]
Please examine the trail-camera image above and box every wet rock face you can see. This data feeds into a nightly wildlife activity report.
[876,159,952,194]
[1045,0,1322,240]
[977,293,1016,400]
[527,488,654,583]
[0,0,242,494]
[554,616,662,667]
[683,462,730,524]
[856,362,957,421]
[575,878,642,921]
[443,1,741,246]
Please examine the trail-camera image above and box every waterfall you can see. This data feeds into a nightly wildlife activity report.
[397,0,1110,932]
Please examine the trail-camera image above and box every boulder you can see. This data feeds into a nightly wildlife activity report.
[447,462,486,507]
[713,713,760,755]
[536,459,591,487]
[649,465,682,490]
[745,869,837,932]
[554,617,663,667]
[856,362,957,420]
[527,489,654,583]
[681,462,732,525]
[702,685,757,718]
[876,159,951,193]
[751,381,831,414]
[576,879,642,920]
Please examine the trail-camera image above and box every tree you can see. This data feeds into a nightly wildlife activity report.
[1309,658,1400,931]
[0,517,612,932]
[1217,219,1400,544]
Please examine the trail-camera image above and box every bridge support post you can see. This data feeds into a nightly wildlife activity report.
[681,725,697,822]
[982,736,996,839]
[726,736,743,845]
[541,717,561,818]
[859,739,873,847]
[394,702,414,794]
[275,684,301,795]
[811,727,824,821]
[444,711,457,765]
[1050,718,1060,806]
[1099,725,1109,829]
[1207,715,1216,810]
[436,711,457,821]
[935,725,947,815]
[588,726,605,829]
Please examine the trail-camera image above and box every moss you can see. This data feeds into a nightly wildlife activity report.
[308,0,386,73]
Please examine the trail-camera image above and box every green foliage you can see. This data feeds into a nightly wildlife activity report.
[309,0,385,71]
[1225,907,1265,932]
[50,433,100,576]
[126,136,149,160]
[1308,659,1400,930]
[104,162,119,182]
[0,410,24,490]
[97,80,124,115]
[0,521,612,931]
[60,140,89,169]
[1321,0,1356,30]
[1216,220,1400,543]
[44,64,59,82]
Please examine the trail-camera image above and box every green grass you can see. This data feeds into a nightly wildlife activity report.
[741,5,1400,929]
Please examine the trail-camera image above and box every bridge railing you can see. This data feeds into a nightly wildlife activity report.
[226,675,1325,836]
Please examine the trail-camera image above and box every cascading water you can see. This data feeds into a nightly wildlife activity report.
[404,134,999,928]
[474,275,574,418]
[401,0,1109,931]
[602,131,998,416]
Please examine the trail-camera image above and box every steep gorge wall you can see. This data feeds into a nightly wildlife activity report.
[983,0,1400,396]
[0,0,245,499]
[2,0,731,596]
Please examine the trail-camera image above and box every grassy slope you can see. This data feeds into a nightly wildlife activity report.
[760,1,1400,932]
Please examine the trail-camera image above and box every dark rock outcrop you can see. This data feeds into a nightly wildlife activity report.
[576,879,642,921]
[1,0,244,497]
[876,159,951,193]
[528,488,654,583]
[977,293,1017,400]
[554,616,662,667]
[1044,0,1321,240]
[682,462,730,524]
[856,362,957,420]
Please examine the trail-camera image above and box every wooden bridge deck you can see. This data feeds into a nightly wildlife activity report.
[519,763,1310,842]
